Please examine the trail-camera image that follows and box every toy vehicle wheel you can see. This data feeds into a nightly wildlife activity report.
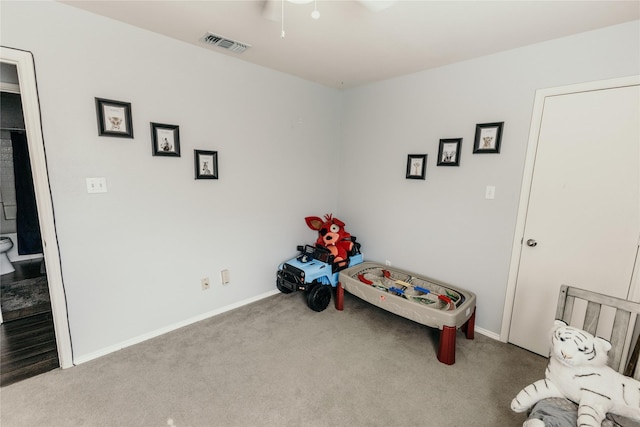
[307,284,331,312]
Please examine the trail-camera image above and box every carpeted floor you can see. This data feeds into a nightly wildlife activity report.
[0,276,50,321]
[0,292,547,426]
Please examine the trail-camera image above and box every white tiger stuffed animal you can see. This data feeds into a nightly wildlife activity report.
[511,320,640,427]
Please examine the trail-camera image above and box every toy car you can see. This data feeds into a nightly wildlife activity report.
[276,239,363,312]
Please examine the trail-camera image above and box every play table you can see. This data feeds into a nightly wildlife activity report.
[338,261,476,365]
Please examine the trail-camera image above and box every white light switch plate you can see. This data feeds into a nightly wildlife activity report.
[485,185,496,200]
[86,177,107,193]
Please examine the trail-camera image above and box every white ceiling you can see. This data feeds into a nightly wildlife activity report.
[60,0,640,89]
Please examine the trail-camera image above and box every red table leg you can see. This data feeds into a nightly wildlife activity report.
[335,282,344,311]
[462,307,476,340]
[437,325,457,365]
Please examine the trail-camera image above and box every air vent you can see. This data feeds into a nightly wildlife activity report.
[200,32,251,54]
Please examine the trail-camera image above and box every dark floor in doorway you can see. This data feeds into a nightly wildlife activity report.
[1,259,59,386]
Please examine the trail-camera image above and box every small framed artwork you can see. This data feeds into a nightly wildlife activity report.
[151,123,180,157]
[406,154,427,180]
[95,97,133,138]
[194,150,218,180]
[437,138,462,166]
[473,122,504,154]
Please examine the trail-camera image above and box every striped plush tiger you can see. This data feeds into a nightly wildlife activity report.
[511,320,640,426]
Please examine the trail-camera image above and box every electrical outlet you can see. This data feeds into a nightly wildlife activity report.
[201,277,210,290]
[385,260,391,266]
[221,269,230,285]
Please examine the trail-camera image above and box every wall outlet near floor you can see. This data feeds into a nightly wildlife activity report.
[221,269,230,285]
[385,260,391,266]
[201,277,210,290]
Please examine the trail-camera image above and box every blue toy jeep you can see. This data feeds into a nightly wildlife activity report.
[276,240,363,312]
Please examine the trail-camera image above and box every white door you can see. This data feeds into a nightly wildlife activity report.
[508,82,640,356]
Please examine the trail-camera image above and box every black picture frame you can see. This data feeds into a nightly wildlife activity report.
[406,154,427,180]
[194,150,218,180]
[95,97,133,138]
[437,138,462,166]
[151,122,180,157]
[473,122,504,154]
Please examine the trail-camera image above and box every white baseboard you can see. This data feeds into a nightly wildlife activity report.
[72,289,280,366]
[475,326,501,341]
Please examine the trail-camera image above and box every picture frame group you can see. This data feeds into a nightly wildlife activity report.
[405,121,504,178]
[94,97,220,181]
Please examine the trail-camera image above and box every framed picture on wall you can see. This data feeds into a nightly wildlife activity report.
[95,97,133,138]
[437,138,462,166]
[473,122,504,154]
[150,122,180,157]
[406,154,427,180]
[194,150,218,180]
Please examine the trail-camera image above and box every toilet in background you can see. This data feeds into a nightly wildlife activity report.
[0,236,15,275]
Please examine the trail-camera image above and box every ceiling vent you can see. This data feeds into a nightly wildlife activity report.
[199,32,251,54]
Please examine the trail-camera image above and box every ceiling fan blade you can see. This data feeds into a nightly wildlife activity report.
[261,0,281,22]
[261,0,395,22]
[357,0,396,12]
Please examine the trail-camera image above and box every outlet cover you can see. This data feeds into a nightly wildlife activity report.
[201,277,210,290]
[221,269,230,285]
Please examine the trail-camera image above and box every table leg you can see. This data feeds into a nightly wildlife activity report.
[462,307,476,340]
[437,325,456,365]
[335,282,344,311]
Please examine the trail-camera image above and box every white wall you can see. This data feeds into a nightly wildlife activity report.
[1,1,343,360]
[338,20,640,335]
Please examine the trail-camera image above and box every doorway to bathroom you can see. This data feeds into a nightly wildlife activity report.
[0,47,73,385]
[0,66,58,386]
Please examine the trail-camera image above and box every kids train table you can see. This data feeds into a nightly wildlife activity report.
[338,261,476,365]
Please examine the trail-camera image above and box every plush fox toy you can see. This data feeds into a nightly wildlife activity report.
[305,214,353,264]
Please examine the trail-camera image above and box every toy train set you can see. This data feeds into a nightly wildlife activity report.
[339,262,476,365]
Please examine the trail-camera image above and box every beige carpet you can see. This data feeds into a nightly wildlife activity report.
[0,291,546,426]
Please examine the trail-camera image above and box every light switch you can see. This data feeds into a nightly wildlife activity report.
[485,185,496,200]
[86,177,107,194]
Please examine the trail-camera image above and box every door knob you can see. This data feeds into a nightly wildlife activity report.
[526,239,538,247]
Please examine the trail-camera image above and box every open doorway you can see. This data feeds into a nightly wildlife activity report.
[0,47,73,385]
[1,68,49,320]
[0,66,58,385]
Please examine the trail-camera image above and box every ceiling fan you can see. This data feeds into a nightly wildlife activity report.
[262,0,397,23]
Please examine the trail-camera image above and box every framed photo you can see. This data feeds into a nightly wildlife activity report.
[95,97,133,138]
[473,122,504,154]
[437,138,462,166]
[151,123,180,157]
[194,150,218,180]
[406,154,427,180]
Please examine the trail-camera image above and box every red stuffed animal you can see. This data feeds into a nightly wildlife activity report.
[305,214,354,265]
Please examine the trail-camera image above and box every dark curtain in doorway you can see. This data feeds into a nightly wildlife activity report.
[11,131,43,255]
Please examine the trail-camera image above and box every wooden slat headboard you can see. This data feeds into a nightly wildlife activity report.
[555,285,640,379]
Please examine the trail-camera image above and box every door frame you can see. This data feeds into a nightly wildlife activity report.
[0,46,73,368]
[500,75,640,342]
